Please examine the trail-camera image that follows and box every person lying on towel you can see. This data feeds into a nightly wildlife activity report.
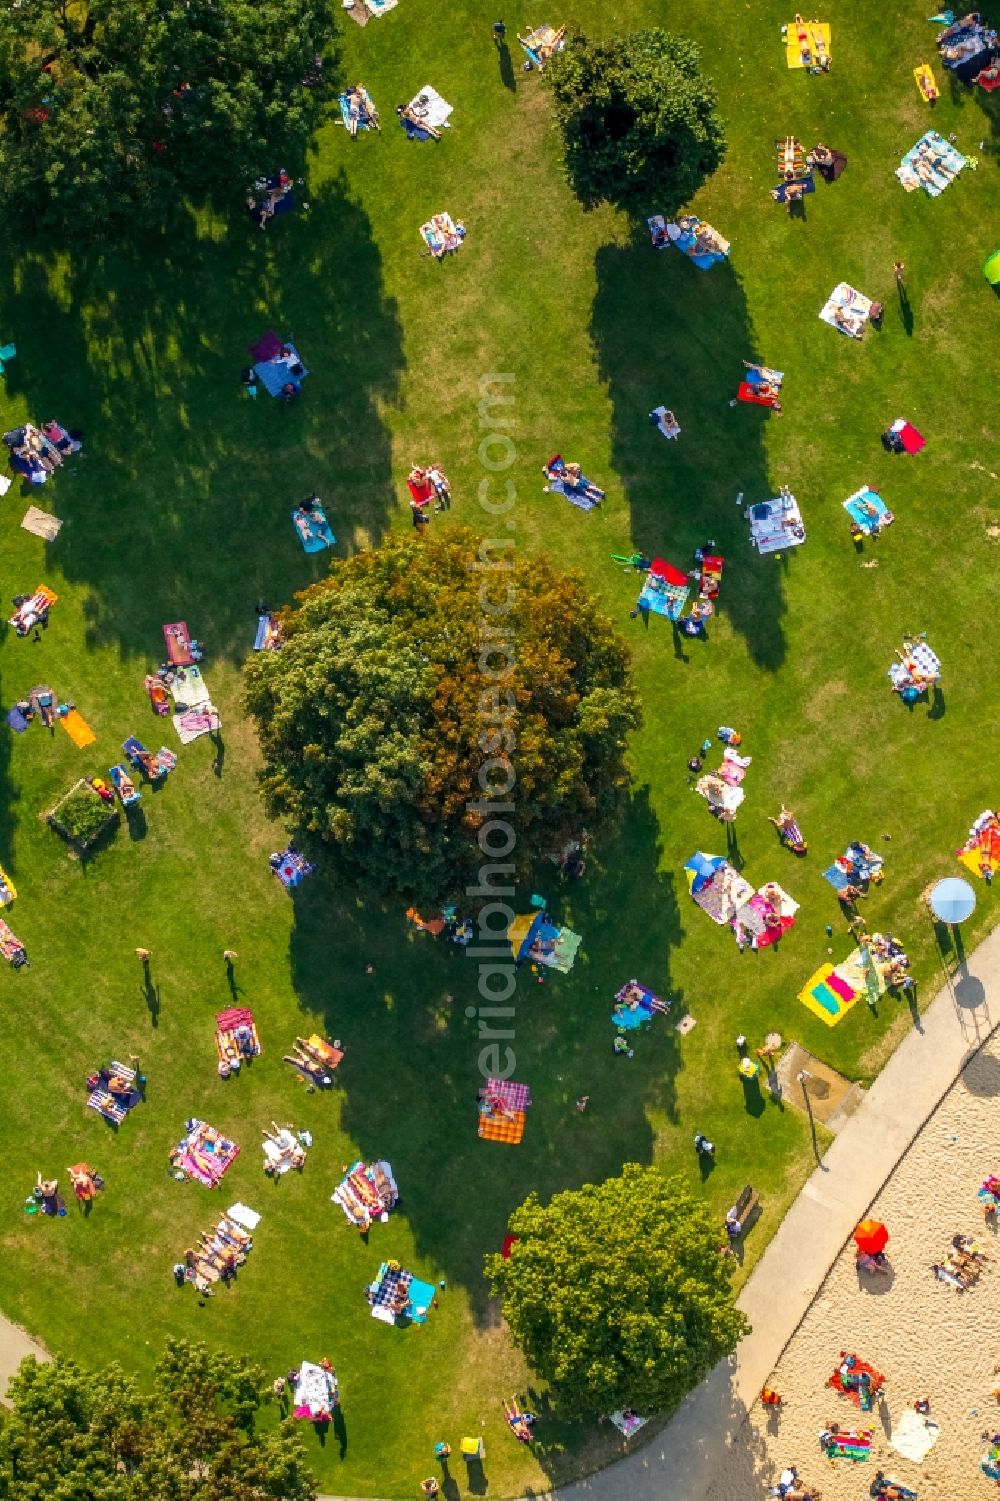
[396,103,441,140]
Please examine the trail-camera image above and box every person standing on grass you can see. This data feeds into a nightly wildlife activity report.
[493,20,506,45]
[893,260,906,288]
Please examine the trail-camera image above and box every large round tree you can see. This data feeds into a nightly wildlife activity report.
[545,29,726,216]
[0,0,335,240]
[244,528,640,903]
[485,1165,749,1418]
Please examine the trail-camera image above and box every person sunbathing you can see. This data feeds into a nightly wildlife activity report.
[355,83,380,129]
[396,103,441,140]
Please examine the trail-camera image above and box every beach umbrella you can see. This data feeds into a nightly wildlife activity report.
[985,250,1000,286]
[929,876,976,924]
[854,1218,889,1255]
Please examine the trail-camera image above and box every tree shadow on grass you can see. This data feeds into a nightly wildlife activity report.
[589,234,787,671]
[286,787,684,1325]
[0,173,405,666]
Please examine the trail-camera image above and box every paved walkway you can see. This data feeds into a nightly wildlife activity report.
[1,928,996,1501]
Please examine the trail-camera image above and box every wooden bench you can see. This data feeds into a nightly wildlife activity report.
[726,1185,760,1237]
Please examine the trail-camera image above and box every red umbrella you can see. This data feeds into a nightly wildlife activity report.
[853,1219,889,1255]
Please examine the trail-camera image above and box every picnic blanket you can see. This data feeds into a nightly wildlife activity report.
[520,23,566,68]
[733,882,798,950]
[690,860,754,925]
[819,282,872,337]
[255,342,308,396]
[293,1361,339,1420]
[173,706,221,744]
[420,212,464,257]
[332,1160,398,1227]
[844,487,893,535]
[487,1078,532,1112]
[915,61,940,98]
[167,665,211,709]
[479,1108,525,1144]
[798,962,859,1026]
[609,1410,649,1438]
[9,585,57,633]
[21,506,62,541]
[746,493,806,553]
[822,841,883,890]
[786,17,831,68]
[254,613,280,651]
[638,558,690,619]
[647,213,729,269]
[403,85,452,137]
[60,709,95,748]
[291,502,335,552]
[545,456,604,510]
[216,1007,261,1062]
[957,811,1000,879]
[0,917,27,967]
[888,641,941,693]
[338,89,377,132]
[884,418,926,454]
[889,1407,940,1462]
[163,622,193,666]
[897,130,966,195]
[772,172,815,202]
[824,1429,873,1461]
[613,980,669,1029]
[172,1120,239,1188]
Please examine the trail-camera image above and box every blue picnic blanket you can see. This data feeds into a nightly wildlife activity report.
[772,173,815,203]
[339,92,377,132]
[844,488,892,535]
[255,343,309,397]
[291,504,335,553]
[896,131,965,196]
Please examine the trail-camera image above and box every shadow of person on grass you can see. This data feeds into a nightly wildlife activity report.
[0,174,405,669]
[496,39,517,93]
[287,788,684,1328]
[590,236,787,671]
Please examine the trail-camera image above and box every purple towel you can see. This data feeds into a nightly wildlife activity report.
[248,329,282,362]
[6,708,28,733]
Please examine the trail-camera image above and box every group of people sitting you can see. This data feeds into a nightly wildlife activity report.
[937,11,999,84]
[4,421,82,483]
[767,1465,820,1499]
[173,1212,253,1297]
[931,1231,989,1288]
[246,170,294,231]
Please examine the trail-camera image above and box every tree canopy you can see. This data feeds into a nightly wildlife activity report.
[0,1340,317,1501]
[244,527,641,904]
[545,29,726,216]
[0,0,336,240]
[485,1165,749,1418]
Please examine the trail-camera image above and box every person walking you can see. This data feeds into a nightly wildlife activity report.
[134,947,151,961]
[893,260,906,287]
[493,19,506,45]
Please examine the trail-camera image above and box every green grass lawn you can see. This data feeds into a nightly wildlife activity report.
[0,1,997,1496]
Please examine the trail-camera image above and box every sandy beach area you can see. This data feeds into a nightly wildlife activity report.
[706,1029,1000,1500]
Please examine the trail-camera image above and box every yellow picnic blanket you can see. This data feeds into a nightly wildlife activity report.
[60,709,95,748]
[914,63,939,100]
[786,19,831,67]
